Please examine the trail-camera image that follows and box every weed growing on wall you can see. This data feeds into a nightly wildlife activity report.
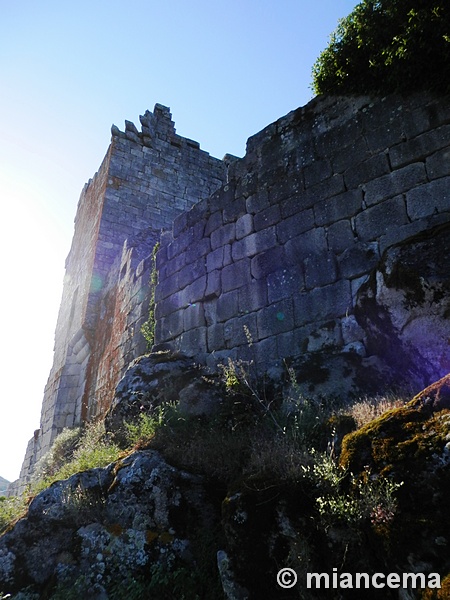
[141,242,159,351]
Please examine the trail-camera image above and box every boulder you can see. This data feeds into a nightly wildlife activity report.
[355,223,450,391]
[0,450,219,598]
[105,351,224,445]
[340,374,450,591]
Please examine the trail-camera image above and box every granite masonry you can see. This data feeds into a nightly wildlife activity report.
[10,93,450,494]
[155,94,450,375]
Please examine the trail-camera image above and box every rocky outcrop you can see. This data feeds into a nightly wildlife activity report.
[2,362,450,598]
[0,450,221,598]
[355,223,450,391]
[104,351,225,445]
[338,374,450,596]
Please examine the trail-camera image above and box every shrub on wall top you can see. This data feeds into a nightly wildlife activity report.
[312,0,450,95]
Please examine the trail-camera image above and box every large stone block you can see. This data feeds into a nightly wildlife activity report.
[211,223,236,250]
[363,162,427,207]
[236,213,254,239]
[231,227,277,261]
[344,153,390,190]
[326,219,355,254]
[426,148,450,180]
[221,258,251,292]
[206,247,226,273]
[256,298,294,339]
[364,119,407,154]
[224,313,257,348]
[276,209,314,243]
[178,257,206,289]
[250,245,285,280]
[207,322,224,352]
[338,242,380,279]
[205,269,221,298]
[238,279,268,314]
[276,326,312,358]
[294,280,352,326]
[304,251,338,289]
[184,237,211,264]
[305,320,343,353]
[156,271,179,301]
[314,116,363,158]
[331,136,371,174]
[223,196,246,224]
[354,196,408,241]
[180,275,207,305]
[179,327,207,355]
[253,205,281,232]
[183,302,206,331]
[246,189,270,215]
[390,124,450,169]
[314,189,362,227]
[166,228,196,260]
[155,310,184,341]
[216,290,239,322]
[303,159,332,188]
[253,336,279,369]
[308,174,346,204]
[205,210,223,236]
[267,265,304,304]
[284,227,326,264]
[406,177,450,220]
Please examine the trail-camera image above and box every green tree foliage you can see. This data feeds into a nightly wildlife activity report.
[312,1,450,95]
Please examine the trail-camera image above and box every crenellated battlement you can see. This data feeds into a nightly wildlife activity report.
[111,104,201,152]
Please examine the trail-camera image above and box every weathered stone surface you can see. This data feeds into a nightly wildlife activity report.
[4,371,450,598]
[104,352,224,445]
[355,223,450,390]
[286,348,404,398]
[339,375,450,591]
[0,450,217,597]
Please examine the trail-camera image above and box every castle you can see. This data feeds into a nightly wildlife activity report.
[11,93,450,494]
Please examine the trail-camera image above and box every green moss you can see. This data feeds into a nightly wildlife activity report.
[340,399,450,476]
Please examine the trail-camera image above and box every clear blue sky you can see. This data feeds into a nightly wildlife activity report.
[0,0,357,482]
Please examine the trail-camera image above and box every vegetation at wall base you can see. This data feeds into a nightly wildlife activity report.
[5,358,450,599]
[312,0,450,95]
[0,369,408,547]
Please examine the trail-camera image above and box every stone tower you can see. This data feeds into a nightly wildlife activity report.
[14,105,226,493]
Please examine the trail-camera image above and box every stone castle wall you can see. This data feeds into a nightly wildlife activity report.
[155,94,450,374]
[10,93,450,495]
